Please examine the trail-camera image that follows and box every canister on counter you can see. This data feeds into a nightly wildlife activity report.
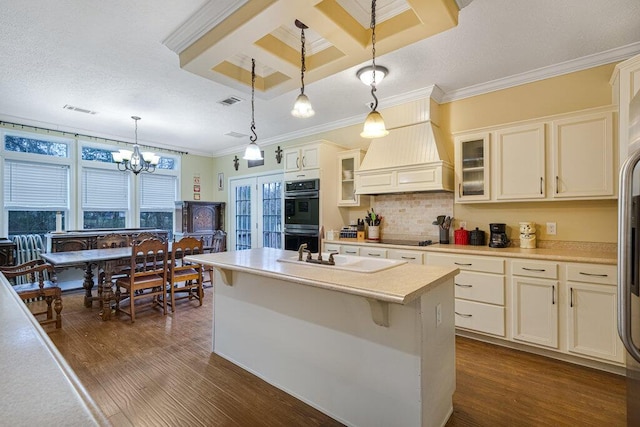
[454,228,469,245]
[469,228,486,246]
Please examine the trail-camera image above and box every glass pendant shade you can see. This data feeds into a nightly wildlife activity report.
[291,93,315,118]
[111,116,157,174]
[243,141,263,160]
[360,110,389,138]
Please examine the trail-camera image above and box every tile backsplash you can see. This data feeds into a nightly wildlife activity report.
[372,192,454,241]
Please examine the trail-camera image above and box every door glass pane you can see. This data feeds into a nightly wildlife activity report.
[235,184,252,250]
[262,181,282,249]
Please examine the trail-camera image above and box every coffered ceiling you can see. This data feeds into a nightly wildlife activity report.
[164,0,459,98]
[0,0,639,157]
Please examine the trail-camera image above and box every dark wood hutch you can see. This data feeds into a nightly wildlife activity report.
[0,238,16,266]
[174,201,225,248]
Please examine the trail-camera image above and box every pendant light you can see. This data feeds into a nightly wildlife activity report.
[112,116,160,174]
[291,19,315,118]
[243,58,263,161]
[360,0,389,139]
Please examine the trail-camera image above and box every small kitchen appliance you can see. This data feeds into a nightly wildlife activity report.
[488,223,509,248]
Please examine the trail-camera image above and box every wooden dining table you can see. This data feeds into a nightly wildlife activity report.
[41,247,132,320]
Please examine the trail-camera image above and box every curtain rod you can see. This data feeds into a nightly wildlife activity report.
[0,120,188,155]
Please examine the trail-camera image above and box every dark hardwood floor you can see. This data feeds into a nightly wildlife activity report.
[42,288,626,426]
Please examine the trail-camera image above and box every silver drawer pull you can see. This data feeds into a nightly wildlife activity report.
[345,251,357,254]
[455,283,473,288]
[522,267,546,272]
[454,262,472,266]
[368,253,381,257]
[455,311,472,318]
[401,256,416,260]
[579,272,608,278]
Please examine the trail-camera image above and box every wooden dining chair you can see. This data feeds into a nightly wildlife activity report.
[114,238,168,323]
[0,260,62,328]
[167,237,204,312]
[203,230,226,286]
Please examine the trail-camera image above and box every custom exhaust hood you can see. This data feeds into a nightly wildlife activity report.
[354,120,454,195]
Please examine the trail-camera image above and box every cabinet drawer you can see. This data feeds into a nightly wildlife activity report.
[361,247,387,258]
[455,271,505,305]
[388,249,423,264]
[511,260,558,279]
[427,253,504,274]
[566,263,616,285]
[324,244,341,254]
[340,246,360,256]
[455,299,505,337]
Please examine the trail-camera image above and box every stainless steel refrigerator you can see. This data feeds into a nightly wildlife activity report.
[618,91,640,425]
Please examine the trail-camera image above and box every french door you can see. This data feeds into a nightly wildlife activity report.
[229,173,283,250]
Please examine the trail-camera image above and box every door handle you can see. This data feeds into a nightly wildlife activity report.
[458,183,462,198]
[618,149,640,363]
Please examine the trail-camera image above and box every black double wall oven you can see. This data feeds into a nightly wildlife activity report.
[284,179,320,253]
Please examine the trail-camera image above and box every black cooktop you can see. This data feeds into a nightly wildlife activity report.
[374,239,434,246]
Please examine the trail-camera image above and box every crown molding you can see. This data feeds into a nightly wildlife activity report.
[162,0,249,54]
[441,41,640,103]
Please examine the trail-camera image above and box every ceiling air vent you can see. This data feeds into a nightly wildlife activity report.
[218,96,242,107]
[225,131,247,138]
[63,104,98,114]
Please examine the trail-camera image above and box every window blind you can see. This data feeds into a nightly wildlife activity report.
[140,174,176,210]
[82,168,129,210]
[4,160,69,209]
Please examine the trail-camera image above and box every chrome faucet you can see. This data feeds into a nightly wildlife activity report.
[298,243,309,261]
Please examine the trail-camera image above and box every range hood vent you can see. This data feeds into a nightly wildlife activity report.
[355,121,454,195]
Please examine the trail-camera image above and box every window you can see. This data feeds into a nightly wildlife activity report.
[139,174,177,239]
[4,159,70,238]
[81,168,129,229]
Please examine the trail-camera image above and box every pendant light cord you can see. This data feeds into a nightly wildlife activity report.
[250,58,257,143]
[369,0,379,111]
[300,27,306,95]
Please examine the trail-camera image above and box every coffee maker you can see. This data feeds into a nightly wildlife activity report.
[489,223,509,248]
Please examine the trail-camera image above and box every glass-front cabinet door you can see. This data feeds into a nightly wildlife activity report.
[337,149,367,207]
[454,132,491,202]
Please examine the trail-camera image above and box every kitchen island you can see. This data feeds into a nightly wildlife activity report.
[186,248,458,427]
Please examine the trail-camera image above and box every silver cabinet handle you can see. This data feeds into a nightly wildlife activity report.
[345,250,357,254]
[454,262,472,266]
[522,267,546,272]
[302,156,306,167]
[579,272,608,278]
[296,157,300,169]
[455,311,472,318]
[619,148,640,363]
[455,283,473,288]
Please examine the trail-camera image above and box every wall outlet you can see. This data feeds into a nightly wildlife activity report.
[546,222,557,235]
[436,303,442,326]
[459,221,467,229]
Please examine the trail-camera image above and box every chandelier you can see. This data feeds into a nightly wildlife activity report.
[291,19,314,118]
[360,0,389,139]
[243,58,263,161]
[112,116,160,174]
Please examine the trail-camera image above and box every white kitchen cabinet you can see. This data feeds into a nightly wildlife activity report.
[565,263,624,363]
[324,243,341,254]
[511,260,559,349]
[551,111,615,198]
[427,253,506,337]
[454,132,491,202]
[454,106,617,203]
[337,149,368,207]
[388,249,424,264]
[494,123,546,200]
[611,53,640,166]
[284,144,320,174]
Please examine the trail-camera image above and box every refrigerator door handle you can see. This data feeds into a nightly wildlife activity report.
[618,149,640,364]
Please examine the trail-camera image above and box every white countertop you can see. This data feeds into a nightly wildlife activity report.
[186,248,458,305]
[331,239,617,265]
[0,274,108,426]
